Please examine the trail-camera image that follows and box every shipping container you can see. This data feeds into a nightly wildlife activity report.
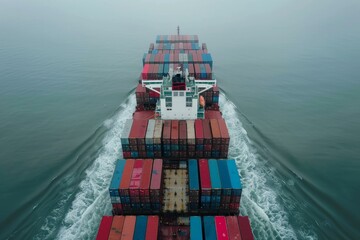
[190,216,203,240]
[199,159,211,209]
[145,119,155,145]
[226,160,242,197]
[217,118,230,144]
[153,120,163,145]
[204,216,217,240]
[226,216,241,240]
[186,120,195,145]
[210,119,221,145]
[134,215,148,240]
[140,159,153,200]
[109,160,126,204]
[121,120,133,145]
[121,216,136,240]
[129,160,143,198]
[119,160,135,201]
[217,160,232,198]
[96,216,113,240]
[195,119,204,144]
[145,216,159,240]
[215,216,229,240]
[208,159,222,204]
[238,216,254,240]
[108,216,125,240]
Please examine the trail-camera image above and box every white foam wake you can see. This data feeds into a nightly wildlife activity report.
[220,94,303,239]
[55,95,135,240]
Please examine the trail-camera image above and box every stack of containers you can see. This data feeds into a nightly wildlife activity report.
[120,120,133,159]
[171,120,179,158]
[210,119,221,158]
[227,160,242,211]
[162,120,171,157]
[187,120,196,158]
[128,119,148,158]
[119,160,135,212]
[109,160,126,215]
[203,119,212,158]
[150,159,163,212]
[208,159,221,210]
[190,216,203,240]
[188,159,200,213]
[218,118,230,158]
[153,120,163,157]
[179,120,187,158]
[199,159,211,210]
[145,120,155,158]
[139,159,153,210]
[217,160,232,211]
[129,160,143,209]
[96,216,160,240]
[195,119,204,158]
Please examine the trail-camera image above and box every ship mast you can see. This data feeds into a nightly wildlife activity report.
[177,26,180,35]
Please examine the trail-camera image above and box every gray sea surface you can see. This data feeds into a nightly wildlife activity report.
[0,0,359,239]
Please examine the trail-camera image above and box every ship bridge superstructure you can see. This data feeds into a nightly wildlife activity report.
[141,67,216,119]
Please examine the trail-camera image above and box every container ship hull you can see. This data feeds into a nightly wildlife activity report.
[95,33,254,240]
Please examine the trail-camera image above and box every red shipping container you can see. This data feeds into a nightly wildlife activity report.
[129,120,140,145]
[129,160,143,197]
[150,159,163,194]
[202,119,212,145]
[162,120,171,145]
[195,119,204,144]
[215,216,229,240]
[119,160,135,196]
[237,216,254,240]
[133,111,155,120]
[205,64,212,79]
[189,63,195,77]
[226,216,242,240]
[121,216,136,240]
[179,120,187,145]
[205,110,222,119]
[171,120,179,145]
[140,159,153,197]
[145,216,159,240]
[199,159,211,190]
[148,64,154,78]
[108,216,125,240]
[136,119,148,145]
[217,118,230,145]
[194,64,201,79]
[155,54,160,63]
[142,64,150,80]
[96,216,113,240]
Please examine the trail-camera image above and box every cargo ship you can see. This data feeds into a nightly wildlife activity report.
[95,30,255,240]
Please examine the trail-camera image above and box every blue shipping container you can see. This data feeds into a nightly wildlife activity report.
[226,159,242,196]
[217,160,232,195]
[203,216,217,240]
[190,216,203,240]
[109,160,126,197]
[208,159,221,193]
[134,216,147,240]
[188,159,199,191]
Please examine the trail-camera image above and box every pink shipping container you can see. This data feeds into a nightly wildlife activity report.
[199,159,211,192]
[226,216,242,240]
[215,216,229,240]
[129,160,143,197]
[96,216,113,240]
